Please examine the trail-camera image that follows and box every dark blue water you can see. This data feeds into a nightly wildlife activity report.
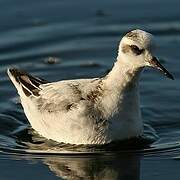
[1,0,180,179]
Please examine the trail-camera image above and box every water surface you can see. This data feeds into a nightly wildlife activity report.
[1,0,180,179]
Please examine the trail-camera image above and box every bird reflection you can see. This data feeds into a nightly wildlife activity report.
[43,154,140,180]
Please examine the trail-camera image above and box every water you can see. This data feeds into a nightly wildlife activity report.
[1,0,180,179]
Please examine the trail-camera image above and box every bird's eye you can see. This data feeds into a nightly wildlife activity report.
[130,45,143,55]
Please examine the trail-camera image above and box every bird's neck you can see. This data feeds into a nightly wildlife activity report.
[103,57,143,119]
[104,58,142,90]
[102,58,143,139]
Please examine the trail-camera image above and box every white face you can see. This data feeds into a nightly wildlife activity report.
[119,30,153,68]
[118,29,174,80]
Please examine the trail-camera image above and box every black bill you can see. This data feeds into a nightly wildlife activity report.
[150,57,174,80]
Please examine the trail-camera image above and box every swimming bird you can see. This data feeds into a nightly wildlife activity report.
[7,29,174,145]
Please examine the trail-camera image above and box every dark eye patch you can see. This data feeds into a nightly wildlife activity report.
[130,45,144,55]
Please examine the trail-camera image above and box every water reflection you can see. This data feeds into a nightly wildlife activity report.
[43,154,140,180]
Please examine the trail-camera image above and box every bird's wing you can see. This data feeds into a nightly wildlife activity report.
[37,81,87,113]
[8,68,102,113]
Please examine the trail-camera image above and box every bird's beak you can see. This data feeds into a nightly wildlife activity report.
[149,56,174,80]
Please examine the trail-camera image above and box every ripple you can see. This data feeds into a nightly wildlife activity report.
[0,112,179,158]
[1,0,180,179]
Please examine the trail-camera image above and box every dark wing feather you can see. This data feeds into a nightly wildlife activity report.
[8,68,49,97]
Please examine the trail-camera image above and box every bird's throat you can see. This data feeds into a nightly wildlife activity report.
[104,59,143,90]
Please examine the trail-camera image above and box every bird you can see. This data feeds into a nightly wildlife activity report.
[7,29,174,145]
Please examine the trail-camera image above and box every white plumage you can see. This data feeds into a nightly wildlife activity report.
[7,29,173,145]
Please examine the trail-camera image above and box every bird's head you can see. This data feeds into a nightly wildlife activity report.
[118,29,174,80]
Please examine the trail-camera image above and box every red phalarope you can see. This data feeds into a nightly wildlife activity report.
[7,29,174,145]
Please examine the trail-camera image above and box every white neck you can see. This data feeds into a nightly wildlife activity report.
[102,56,143,139]
[105,57,142,89]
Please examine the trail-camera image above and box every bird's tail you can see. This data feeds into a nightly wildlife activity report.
[7,68,48,97]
